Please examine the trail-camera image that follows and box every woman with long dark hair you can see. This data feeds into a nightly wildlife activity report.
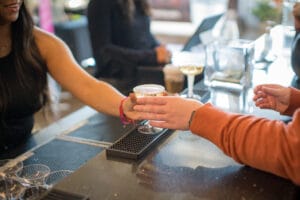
[0,0,137,151]
[87,0,171,91]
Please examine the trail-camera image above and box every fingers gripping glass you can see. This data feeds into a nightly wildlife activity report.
[133,84,165,134]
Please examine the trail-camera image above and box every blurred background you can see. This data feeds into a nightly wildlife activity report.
[25,0,285,62]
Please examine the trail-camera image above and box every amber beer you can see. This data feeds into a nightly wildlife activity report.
[165,79,184,94]
[163,64,184,94]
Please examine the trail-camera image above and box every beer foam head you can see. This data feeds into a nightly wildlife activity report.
[163,64,184,82]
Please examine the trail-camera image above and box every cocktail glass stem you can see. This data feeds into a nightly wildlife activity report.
[187,75,195,98]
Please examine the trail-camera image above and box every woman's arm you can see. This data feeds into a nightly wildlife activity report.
[33,27,136,118]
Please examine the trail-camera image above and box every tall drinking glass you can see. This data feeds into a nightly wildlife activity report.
[133,84,165,134]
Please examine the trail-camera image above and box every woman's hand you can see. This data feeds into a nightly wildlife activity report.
[155,45,172,64]
[253,84,291,113]
[133,96,202,130]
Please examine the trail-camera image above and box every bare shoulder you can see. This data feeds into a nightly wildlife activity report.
[33,27,62,45]
[33,27,67,56]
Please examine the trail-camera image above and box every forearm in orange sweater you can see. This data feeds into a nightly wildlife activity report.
[283,87,300,116]
[190,103,300,185]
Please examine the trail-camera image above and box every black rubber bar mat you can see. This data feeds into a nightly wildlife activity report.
[24,139,103,171]
[68,114,135,143]
[106,126,172,160]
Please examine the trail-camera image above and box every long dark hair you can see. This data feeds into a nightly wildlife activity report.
[118,0,151,21]
[0,3,49,116]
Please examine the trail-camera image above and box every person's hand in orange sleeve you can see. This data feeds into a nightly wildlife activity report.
[253,84,291,114]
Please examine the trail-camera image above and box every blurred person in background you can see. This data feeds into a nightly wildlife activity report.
[87,0,171,93]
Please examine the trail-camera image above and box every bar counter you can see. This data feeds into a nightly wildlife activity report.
[2,104,299,199]
[53,124,300,200]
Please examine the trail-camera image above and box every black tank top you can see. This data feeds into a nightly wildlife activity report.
[0,52,43,150]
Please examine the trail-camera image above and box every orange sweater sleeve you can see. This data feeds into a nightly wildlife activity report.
[190,103,300,185]
[283,87,300,116]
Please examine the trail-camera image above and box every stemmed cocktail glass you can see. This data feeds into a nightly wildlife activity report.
[173,51,205,101]
[179,65,204,100]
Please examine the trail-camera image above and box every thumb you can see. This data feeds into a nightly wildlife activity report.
[129,93,137,104]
